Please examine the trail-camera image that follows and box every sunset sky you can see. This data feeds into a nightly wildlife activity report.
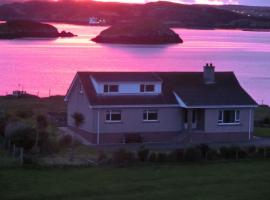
[9,0,270,6]
[95,0,270,6]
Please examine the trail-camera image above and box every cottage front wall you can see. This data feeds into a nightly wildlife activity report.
[204,108,254,133]
[67,79,95,132]
[91,107,183,134]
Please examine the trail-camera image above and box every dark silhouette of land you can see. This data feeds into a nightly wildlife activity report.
[1,1,270,30]
[0,20,76,39]
[92,20,183,44]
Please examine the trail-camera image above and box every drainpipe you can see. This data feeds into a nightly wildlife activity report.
[248,109,252,141]
[97,110,100,145]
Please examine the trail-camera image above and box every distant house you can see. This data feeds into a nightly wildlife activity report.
[88,17,106,25]
[65,64,257,144]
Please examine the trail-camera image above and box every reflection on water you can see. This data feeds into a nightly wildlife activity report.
[0,23,270,104]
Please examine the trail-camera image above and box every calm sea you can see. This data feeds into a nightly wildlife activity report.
[0,23,269,104]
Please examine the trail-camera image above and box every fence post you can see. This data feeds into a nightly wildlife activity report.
[13,144,16,156]
[19,148,24,166]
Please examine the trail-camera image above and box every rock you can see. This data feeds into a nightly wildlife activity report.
[0,20,76,39]
[91,20,183,44]
[59,30,76,38]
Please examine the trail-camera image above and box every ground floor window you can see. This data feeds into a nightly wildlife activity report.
[218,110,240,124]
[143,110,158,121]
[105,110,121,122]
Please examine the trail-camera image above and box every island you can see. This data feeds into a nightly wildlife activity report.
[0,20,76,39]
[91,20,183,44]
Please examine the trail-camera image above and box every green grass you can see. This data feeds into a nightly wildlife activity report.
[255,127,270,137]
[1,160,270,200]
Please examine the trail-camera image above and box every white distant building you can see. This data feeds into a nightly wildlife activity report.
[89,17,106,26]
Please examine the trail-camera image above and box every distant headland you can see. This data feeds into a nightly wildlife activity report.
[92,20,183,44]
[0,20,76,39]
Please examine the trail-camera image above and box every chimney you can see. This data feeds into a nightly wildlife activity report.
[203,63,215,84]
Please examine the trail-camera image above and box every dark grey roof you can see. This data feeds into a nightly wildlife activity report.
[76,71,257,107]
[91,72,162,82]
[158,72,257,107]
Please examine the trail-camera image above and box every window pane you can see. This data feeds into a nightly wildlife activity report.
[111,113,121,121]
[218,111,223,122]
[110,85,119,92]
[104,85,109,92]
[148,112,158,120]
[235,110,240,122]
[223,110,235,123]
[145,84,155,92]
[140,84,145,92]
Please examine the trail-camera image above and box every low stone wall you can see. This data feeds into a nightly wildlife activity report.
[68,126,252,145]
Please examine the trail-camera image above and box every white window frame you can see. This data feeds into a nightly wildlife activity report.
[143,110,158,122]
[218,110,240,125]
[140,84,155,93]
[103,84,119,93]
[105,110,122,122]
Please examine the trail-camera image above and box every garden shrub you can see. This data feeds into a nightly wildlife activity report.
[198,144,209,159]
[256,147,266,158]
[148,152,157,162]
[5,121,36,150]
[184,147,202,161]
[156,152,168,162]
[112,149,135,166]
[246,146,257,157]
[206,148,219,160]
[59,134,73,148]
[168,149,185,162]
[137,146,149,162]
[16,110,34,119]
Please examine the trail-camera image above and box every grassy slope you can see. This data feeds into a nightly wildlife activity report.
[1,160,270,200]
[0,95,66,115]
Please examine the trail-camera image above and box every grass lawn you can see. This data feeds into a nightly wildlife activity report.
[255,127,270,137]
[0,160,270,200]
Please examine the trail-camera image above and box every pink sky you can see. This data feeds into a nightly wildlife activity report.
[94,0,239,5]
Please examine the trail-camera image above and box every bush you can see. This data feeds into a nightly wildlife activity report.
[168,149,185,162]
[16,110,34,119]
[0,110,8,136]
[5,121,36,150]
[184,147,202,161]
[198,144,209,159]
[97,151,109,164]
[246,146,257,156]
[148,152,157,162]
[59,134,73,148]
[219,146,244,159]
[206,148,219,160]
[137,146,149,162]
[156,152,168,162]
[112,149,135,166]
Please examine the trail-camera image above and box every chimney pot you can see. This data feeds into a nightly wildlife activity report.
[204,63,215,84]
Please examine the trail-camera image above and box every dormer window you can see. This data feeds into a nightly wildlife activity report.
[140,84,155,92]
[104,84,119,93]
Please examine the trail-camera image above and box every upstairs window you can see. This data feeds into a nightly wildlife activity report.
[143,110,158,121]
[140,84,155,92]
[106,111,121,122]
[218,110,240,124]
[104,84,119,93]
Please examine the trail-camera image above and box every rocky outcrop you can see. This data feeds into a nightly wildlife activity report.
[0,20,76,39]
[92,20,183,44]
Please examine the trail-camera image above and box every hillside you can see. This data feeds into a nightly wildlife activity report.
[0,1,270,29]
